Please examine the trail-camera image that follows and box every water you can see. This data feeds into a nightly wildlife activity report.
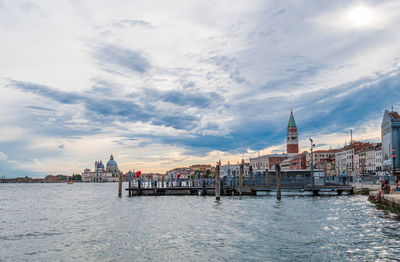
[1,183,400,261]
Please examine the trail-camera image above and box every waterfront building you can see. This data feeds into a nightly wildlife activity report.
[354,151,360,175]
[335,148,348,175]
[140,173,164,180]
[219,162,250,180]
[324,156,336,176]
[365,148,374,174]
[280,152,307,170]
[82,155,120,182]
[352,143,382,176]
[335,141,374,176]
[166,167,191,180]
[165,164,213,180]
[312,149,337,164]
[374,146,383,175]
[106,155,119,174]
[312,149,337,174]
[381,109,400,172]
[190,164,213,176]
[44,175,66,183]
[287,110,299,154]
[249,154,288,172]
[358,148,367,175]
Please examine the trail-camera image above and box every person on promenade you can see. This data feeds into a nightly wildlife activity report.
[375,180,391,203]
[380,179,385,190]
[341,171,346,185]
[391,180,400,193]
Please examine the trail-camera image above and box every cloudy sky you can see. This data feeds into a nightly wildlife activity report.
[1,0,400,177]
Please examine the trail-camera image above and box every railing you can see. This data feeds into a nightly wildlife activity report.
[352,175,397,185]
[132,178,216,189]
[130,172,352,190]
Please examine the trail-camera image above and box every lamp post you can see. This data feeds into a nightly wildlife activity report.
[392,147,397,178]
[310,138,315,187]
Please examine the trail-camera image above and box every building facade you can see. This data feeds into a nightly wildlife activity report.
[280,153,307,170]
[249,154,288,172]
[219,162,250,179]
[82,155,120,182]
[381,109,400,171]
[312,150,337,164]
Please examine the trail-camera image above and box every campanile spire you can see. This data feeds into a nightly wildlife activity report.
[287,110,299,154]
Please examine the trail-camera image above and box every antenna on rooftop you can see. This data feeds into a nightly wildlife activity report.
[350,129,353,144]
[392,106,394,112]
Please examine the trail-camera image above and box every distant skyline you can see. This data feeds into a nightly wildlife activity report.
[1,0,400,177]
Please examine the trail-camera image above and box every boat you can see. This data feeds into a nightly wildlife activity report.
[67,181,73,184]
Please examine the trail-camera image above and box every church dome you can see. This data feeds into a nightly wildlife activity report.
[106,154,118,167]
[97,161,104,169]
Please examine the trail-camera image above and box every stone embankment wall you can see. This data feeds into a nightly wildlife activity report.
[369,191,400,214]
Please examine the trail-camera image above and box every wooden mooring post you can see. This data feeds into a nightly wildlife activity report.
[239,159,244,195]
[202,179,206,196]
[118,173,122,197]
[138,177,142,196]
[128,170,132,197]
[276,164,281,200]
[216,160,221,200]
[232,170,236,195]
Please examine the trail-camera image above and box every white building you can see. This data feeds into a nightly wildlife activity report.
[82,155,120,182]
[335,149,348,175]
[365,148,376,174]
[375,148,383,174]
[220,162,250,179]
[381,110,400,171]
[249,154,288,172]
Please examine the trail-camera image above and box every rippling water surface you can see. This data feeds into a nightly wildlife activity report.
[1,183,400,261]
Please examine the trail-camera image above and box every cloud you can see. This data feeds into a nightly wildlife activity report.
[95,44,150,74]
[142,88,223,108]
[1,0,400,176]
[202,55,248,84]
[0,152,7,160]
[7,79,149,120]
[25,105,55,111]
[5,79,214,132]
[271,9,286,17]
[111,19,151,28]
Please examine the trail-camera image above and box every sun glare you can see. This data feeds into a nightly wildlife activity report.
[346,6,375,28]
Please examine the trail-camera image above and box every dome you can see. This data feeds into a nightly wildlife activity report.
[106,154,118,167]
[97,161,104,169]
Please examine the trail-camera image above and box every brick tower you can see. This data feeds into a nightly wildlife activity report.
[287,110,299,154]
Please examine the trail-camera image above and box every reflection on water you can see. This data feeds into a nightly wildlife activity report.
[1,183,400,261]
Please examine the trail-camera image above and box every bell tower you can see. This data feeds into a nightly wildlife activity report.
[287,109,299,154]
